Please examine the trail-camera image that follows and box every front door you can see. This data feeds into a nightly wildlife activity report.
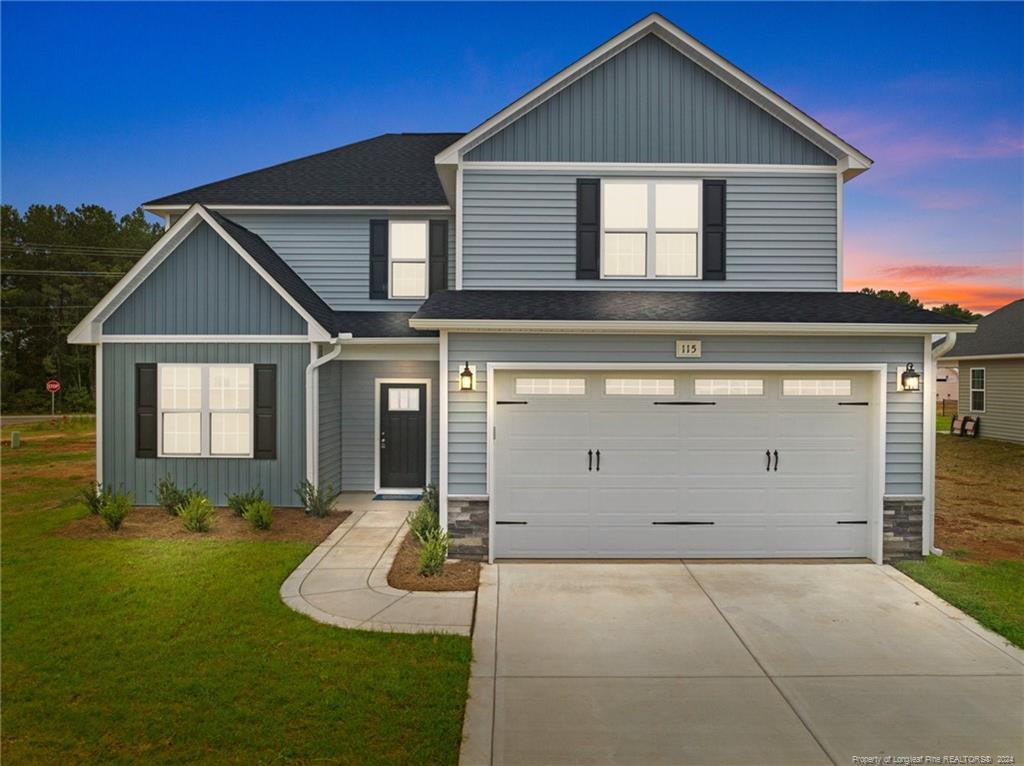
[379,383,427,489]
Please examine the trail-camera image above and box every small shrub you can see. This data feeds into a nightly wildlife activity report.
[179,494,216,532]
[418,527,449,576]
[155,476,202,516]
[80,483,111,515]
[422,482,439,515]
[295,480,339,518]
[242,499,273,531]
[227,487,264,517]
[98,491,132,531]
[408,501,438,541]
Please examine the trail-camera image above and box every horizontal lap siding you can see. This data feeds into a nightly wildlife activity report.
[318,360,343,487]
[462,170,837,290]
[446,333,923,496]
[103,222,306,335]
[958,359,1024,443]
[339,360,440,490]
[230,213,455,312]
[102,343,308,506]
[466,34,835,165]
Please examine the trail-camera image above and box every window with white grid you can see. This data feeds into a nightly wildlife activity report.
[160,366,201,455]
[514,378,586,395]
[209,366,252,455]
[604,378,675,396]
[694,379,764,396]
[389,221,428,298]
[158,364,253,457]
[782,379,852,397]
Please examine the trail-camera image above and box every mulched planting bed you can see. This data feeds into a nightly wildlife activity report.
[57,505,348,543]
[387,531,480,592]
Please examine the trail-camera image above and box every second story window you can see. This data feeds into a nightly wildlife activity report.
[389,220,428,298]
[602,179,701,279]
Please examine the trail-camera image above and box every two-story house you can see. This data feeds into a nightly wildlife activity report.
[70,14,973,564]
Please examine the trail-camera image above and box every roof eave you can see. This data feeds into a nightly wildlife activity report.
[407,319,975,335]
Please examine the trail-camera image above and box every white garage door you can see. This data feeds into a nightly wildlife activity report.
[493,371,875,559]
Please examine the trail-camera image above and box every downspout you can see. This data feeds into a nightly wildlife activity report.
[926,331,958,556]
[305,333,351,485]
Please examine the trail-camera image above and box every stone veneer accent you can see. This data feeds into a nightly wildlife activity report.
[883,496,924,563]
[447,497,489,561]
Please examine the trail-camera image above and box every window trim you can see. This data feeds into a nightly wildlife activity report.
[969,367,986,413]
[388,219,429,299]
[157,363,254,459]
[600,178,703,280]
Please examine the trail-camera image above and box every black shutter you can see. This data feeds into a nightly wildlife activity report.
[135,363,157,458]
[428,219,448,294]
[576,178,600,279]
[369,219,388,299]
[253,364,277,460]
[703,180,726,280]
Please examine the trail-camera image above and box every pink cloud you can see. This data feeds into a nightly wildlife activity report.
[875,263,1022,281]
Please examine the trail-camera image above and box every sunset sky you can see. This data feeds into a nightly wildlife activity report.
[2,2,1021,313]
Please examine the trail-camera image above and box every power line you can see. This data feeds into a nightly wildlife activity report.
[1,305,96,310]
[1,240,149,254]
[0,243,144,260]
[2,269,125,277]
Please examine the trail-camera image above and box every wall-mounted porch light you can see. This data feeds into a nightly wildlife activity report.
[459,362,475,392]
[900,362,921,392]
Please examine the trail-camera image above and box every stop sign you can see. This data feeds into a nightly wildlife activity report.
[46,379,61,394]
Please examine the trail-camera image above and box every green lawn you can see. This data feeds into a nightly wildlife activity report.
[1,420,472,764]
[935,413,952,433]
[897,556,1024,648]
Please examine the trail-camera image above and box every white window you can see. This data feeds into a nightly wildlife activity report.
[515,378,586,395]
[695,379,764,396]
[782,379,852,397]
[388,387,421,411]
[970,368,985,412]
[602,180,700,279]
[605,378,675,396]
[389,220,428,298]
[159,364,253,457]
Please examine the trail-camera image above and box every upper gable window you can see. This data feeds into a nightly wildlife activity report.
[602,180,701,279]
[389,221,428,299]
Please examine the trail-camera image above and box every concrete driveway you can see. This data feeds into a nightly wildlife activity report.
[462,562,1023,765]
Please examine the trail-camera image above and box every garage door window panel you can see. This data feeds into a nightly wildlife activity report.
[694,379,764,396]
[604,378,675,396]
[782,379,852,397]
[514,378,586,395]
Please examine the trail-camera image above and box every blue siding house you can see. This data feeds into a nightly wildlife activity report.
[70,13,973,563]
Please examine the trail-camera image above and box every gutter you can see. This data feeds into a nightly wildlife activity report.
[305,333,352,485]
[927,331,958,557]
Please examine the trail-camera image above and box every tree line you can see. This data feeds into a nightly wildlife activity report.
[1,204,163,413]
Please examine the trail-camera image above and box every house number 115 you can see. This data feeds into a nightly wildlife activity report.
[675,340,702,358]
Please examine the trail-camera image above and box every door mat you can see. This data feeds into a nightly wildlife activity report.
[372,493,422,501]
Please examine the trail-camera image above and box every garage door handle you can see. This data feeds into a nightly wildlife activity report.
[765,450,771,472]
[836,520,867,525]
[588,449,593,471]
[773,449,779,472]
[596,450,600,471]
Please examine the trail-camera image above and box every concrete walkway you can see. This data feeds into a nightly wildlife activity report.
[462,562,1024,765]
[280,493,475,635]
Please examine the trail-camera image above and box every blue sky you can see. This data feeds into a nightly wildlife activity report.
[2,2,1022,311]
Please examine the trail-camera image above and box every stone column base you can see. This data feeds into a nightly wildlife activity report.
[447,497,489,561]
[883,496,924,563]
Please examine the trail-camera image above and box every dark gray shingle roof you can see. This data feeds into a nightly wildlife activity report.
[413,290,975,326]
[147,133,463,207]
[333,311,436,338]
[946,299,1023,357]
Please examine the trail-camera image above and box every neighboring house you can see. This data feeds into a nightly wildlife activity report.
[935,366,958,408]
[944,299,1024,443]
[70,13,974,564]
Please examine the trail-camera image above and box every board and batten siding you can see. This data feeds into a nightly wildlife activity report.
[958,359,1024,444]
[228,213,455,312]
[318,360,343,488]
[102,343,307,506]
[462,169,837,290]
[338,360,440,490]
[466,34,836,166]
[446,333,924,497]
[103,222,307,335]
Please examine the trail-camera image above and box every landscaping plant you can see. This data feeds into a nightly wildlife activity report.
[98,491,132,531]
[242,499,274,531]
[227,487,264,517]
[155,475,202,516]
[418,527,449,576]
[295,480,339,518]
[408,482,440,539]
[80,483,111,515]
[179,494,216,532]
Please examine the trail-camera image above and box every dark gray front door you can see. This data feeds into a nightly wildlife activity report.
[379,383,427,489]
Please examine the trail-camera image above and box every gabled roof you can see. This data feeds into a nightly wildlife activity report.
[332,311,437,339]
[68,204,333,343]
[435,13,872,177]
[945,300,1024,359]
[144,133,463,210]
[410,290,975,334]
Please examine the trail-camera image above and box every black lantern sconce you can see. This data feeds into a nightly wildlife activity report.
[900,362,920,392]
[459,362,474,391]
